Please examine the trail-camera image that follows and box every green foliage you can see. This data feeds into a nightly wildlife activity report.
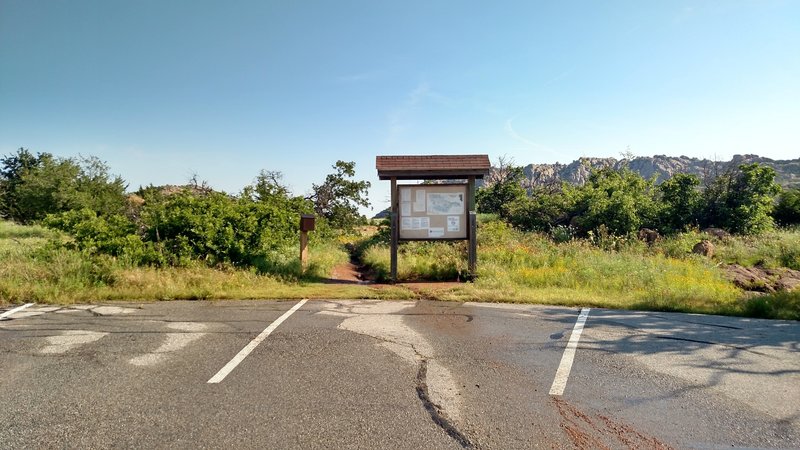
[0,148,39,220]
[503,163,782,239]
[476,164,527,217]
[774,188,800,226]
[506,187,571,232]
[0,220,388,304]
[358,217,742,313]
[139,187,310,268]
[310,160,370,230]
[40,168,320,274]
[740,291,800,321]
[0,148,127,223]
[43,209,162,266]
[658,173,702,233]
[362,241,467,282]
[702,163,780,234]
[564,167,659,236]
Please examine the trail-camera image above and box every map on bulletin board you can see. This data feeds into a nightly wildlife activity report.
[397,184,467,240]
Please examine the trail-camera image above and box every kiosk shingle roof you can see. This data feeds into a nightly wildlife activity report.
[376,154,490,180]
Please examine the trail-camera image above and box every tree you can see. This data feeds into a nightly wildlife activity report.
[245,170,291,202]
[565,167,658,236]
[309,161,370,229]
[702,163,780,234]
[506,186,571,232]
[477,157,527,218]
[0,148,45,220]
[657,173,702,233]
[773,188,800,227]
[0,148,127,223]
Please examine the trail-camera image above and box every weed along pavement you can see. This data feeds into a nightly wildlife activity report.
[1,300,798,449]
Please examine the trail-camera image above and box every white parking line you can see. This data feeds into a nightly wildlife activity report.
[0,303,34,320]
[549,308,590,396]
[207,299,307,384]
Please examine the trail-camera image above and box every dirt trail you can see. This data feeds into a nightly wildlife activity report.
[329,261,364,283]
[327,242,469,293]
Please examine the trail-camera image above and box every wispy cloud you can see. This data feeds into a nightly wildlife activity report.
[504,116,563,159]
[384,81,443,147]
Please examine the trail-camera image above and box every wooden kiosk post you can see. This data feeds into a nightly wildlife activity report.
[390,177,398,281]
[376,155,490,283]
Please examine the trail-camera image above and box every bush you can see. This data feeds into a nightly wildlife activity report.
[0,149,126,223]
[138,188,313,268]
[564,167,659,236]
[658,173,702,233]
[702,163,780,234]
[774,188,800,226]
[42,179,320,273]
[44,209,162,266]
[507,188,571,232]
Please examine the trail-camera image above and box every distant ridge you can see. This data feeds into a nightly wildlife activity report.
[522,154,800,188]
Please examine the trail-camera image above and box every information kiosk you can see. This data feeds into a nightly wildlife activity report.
[376,155,490,282]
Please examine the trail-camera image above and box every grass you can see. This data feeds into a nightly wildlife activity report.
[651,228,800,270]
[0,221,410,305]
[2,219,798,320]
[360,220,799,319]
[739,290,800,320]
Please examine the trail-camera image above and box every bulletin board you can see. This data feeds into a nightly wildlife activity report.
[397,184,468,240]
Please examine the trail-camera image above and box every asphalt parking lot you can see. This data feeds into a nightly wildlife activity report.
[1,300,798,449]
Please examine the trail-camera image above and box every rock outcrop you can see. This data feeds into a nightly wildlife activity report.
[520,154,800,188]
[724,264,800,293]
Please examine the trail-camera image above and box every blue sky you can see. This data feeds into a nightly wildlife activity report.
[1,0,798,215]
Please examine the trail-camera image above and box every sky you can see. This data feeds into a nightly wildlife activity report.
[1,0,798,215]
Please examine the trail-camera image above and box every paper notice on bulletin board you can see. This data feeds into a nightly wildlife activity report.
[400,202,411,216]
[413,190,426,212]
[447,216,460,232]
[428,227,445,238]
[401,217,412,230]
[409,217,430,229]
[400,188,411,202]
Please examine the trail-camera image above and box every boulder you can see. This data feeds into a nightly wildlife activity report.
[637,228,661,245]
[692,240,715,258]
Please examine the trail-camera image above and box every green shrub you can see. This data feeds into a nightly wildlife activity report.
[702,163,780,234]
[507,188,571,232]
[774,188,800,226]
[658,173,702,233]
[565,167,659,236]
[0,148,126,223]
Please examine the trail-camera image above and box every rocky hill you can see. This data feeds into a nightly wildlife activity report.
[522,154,800,188]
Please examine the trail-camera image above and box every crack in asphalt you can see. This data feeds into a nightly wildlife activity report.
[415,360,475,449]
[335,330,476,448]
[325,301,474,448]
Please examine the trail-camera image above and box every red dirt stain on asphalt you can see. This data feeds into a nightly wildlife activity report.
[553,397,673,450]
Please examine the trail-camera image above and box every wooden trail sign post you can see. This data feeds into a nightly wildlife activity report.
[376,155,490,283]
[299,214,315,269]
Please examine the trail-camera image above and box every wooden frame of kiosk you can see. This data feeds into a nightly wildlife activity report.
[375,154,490,283]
